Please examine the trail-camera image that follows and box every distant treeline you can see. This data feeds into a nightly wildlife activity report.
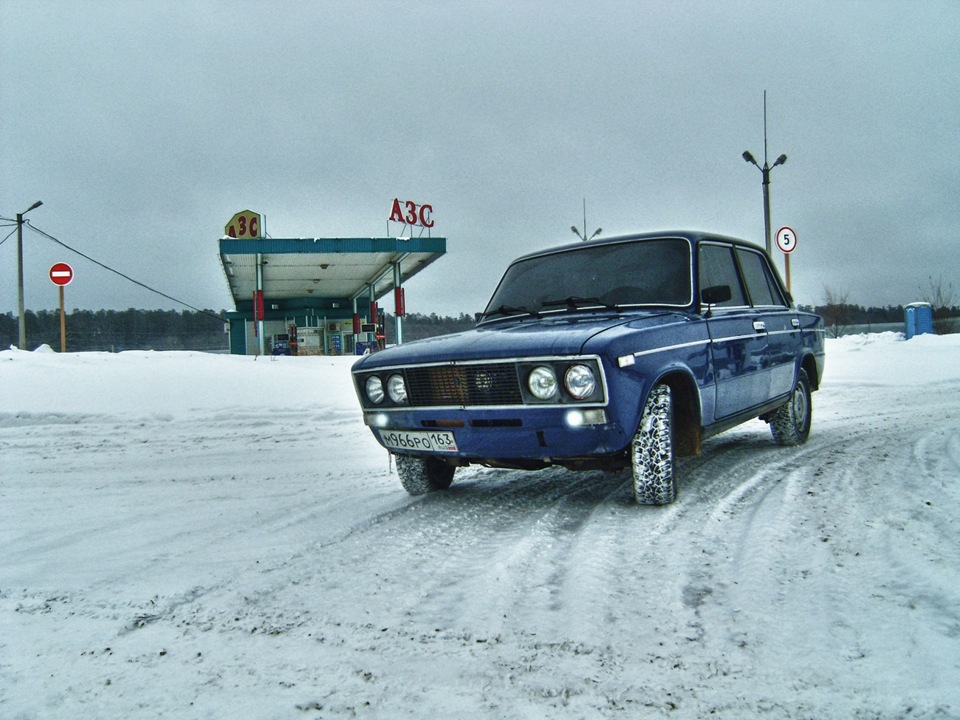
[403,305,960,340]
[0,309,230,352]
[0,309,478,352]
[1,304,957,353]
[801,303,959,337]
[386,312,477,342]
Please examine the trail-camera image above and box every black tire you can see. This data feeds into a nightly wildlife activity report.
[631,384,677,505]
[395,454,456,495]
[769,369,812,446]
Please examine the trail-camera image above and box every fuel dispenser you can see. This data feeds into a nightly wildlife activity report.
[328,323,343,354]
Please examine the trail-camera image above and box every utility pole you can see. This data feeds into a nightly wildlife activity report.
[16,200,43,350]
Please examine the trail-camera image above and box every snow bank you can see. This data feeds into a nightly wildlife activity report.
[2,334,958,719]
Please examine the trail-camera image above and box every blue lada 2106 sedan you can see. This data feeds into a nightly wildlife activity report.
[352,231,825,504]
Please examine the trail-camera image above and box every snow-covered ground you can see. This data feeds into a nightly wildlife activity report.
[2,333,958,719]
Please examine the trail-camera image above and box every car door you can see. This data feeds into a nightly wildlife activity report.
[734,246,796,399]
[698,242,770,420]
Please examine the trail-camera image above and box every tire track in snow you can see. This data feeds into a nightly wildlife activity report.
[667,382,960,709]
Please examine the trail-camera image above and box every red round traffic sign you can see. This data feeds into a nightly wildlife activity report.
[775,226,798,254]
[49,262,74,286]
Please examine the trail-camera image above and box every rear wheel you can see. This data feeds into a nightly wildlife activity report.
[769,369,812,446]
[395,454,456,495]
[631,384,677,505]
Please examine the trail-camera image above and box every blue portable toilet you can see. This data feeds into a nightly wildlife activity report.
[904,302,934,339]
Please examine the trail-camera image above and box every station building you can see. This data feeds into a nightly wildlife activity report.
[217,211,446,356]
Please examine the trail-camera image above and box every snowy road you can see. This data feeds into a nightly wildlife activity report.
[2,334,959,719]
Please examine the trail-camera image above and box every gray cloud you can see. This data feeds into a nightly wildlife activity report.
[2,0,958,318]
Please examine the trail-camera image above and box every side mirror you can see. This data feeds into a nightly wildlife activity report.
[701,285,732,305]
[701,285,732,318]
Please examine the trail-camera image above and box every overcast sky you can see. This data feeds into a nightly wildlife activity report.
[2,0,958,320]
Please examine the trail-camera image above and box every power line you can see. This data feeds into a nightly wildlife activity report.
[0,226,17,247]
[20,222,226,324]
[0,215,18,245]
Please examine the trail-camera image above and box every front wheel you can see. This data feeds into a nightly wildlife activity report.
[395,454,456,496]
[769,369,812,446]
[631,384,677,505]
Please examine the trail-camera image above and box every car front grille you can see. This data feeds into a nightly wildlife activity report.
[356,356,607,409]
[404,363,523,407]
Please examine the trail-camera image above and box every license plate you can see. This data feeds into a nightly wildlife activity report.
[377,429,459,453]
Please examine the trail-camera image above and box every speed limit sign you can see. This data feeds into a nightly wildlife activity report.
[775,226,797,254]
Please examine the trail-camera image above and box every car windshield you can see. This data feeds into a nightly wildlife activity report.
[481,238,692,320]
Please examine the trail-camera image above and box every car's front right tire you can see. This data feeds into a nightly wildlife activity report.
[395,454,456,496]
[631,384,677,505]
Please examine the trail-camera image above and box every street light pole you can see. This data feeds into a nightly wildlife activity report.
[16,200,43,350]
[570,198,601,242]
[742,92,786,255]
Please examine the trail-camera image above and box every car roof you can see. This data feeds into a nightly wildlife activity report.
[511,230,765,263]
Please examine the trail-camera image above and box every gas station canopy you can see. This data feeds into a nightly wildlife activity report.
[218,236,446,311]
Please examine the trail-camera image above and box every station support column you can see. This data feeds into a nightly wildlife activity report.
[255,252,265,355]
[393,263,404,345]
[368,284,381,350]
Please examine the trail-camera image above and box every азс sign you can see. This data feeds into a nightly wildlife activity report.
[389,198,434,228]
[226,211,261,239]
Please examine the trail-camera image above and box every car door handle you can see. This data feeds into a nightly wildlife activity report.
[753,320,767,332]
[791,318,801,328]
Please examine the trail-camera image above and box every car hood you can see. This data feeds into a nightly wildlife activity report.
[353,311,687,369]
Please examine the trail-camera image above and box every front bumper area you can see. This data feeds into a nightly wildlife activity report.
[363,405,631,467]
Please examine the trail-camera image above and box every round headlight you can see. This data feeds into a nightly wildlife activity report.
[528,365,558,400]
[564,364,597,400]
[387,374,407,404]
[365,376,385,404]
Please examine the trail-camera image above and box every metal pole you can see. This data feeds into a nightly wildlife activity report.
[762,165,772,256]
[16,214,26,350]
[742,94,784,258]
[59,285,67,353]
[761,91,772,256]
[763,91,768,171]
[14,201,43,350]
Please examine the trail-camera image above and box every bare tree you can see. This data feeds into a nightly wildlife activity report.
[821,285,852,338]
[920,274,957,335]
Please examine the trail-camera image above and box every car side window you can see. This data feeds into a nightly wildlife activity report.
[736,248,785,307]
[698,244,746,307]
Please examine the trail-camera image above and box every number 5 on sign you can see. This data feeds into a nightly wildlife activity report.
[775,226,797,254]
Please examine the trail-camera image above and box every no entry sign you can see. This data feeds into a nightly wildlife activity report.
[49,262,74,352]
[49,262,74,286]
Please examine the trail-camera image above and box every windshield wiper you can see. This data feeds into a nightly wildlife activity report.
[540,296,618,311]
[483,303,538,320]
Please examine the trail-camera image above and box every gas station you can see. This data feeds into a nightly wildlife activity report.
[217,209,446,356]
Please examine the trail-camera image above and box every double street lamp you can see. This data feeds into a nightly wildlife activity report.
[742,151,787,256]
[570,198,601,242]
[16,200,43,350]
[742,91,787,256]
